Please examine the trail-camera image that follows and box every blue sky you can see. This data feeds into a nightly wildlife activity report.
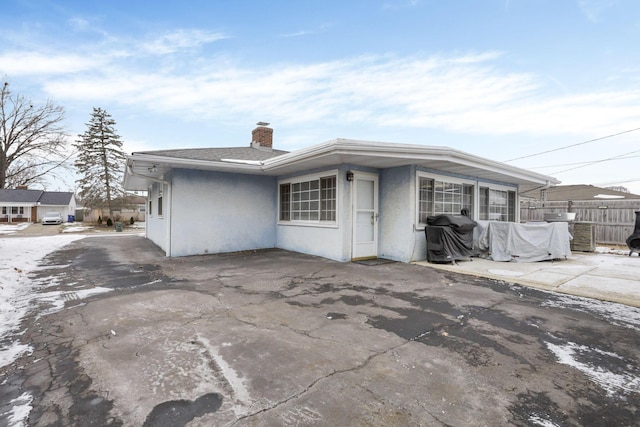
[2,0,640,193]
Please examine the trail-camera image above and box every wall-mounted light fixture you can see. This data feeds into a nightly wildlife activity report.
[148,165,158,173]
[346,171,354,181]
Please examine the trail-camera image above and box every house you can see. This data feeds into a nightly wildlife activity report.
[0,188,77,223]
[123,124,559,262]
[521,184,640,245]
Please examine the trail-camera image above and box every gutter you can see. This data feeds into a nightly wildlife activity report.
[126,164,168,184]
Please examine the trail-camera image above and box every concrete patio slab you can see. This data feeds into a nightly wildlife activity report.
[415,251,640,308]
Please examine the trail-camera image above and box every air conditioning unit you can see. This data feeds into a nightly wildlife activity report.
[544,212,576,222]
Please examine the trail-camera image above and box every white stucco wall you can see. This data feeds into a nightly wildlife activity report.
[276,168,353,262]
[378,166,421,262]
[169,169,277,257]
[146,182,168,252]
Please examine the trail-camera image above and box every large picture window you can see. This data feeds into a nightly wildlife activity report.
[418,176,473,224]
[279,173,337,224]
[479,187,517,222]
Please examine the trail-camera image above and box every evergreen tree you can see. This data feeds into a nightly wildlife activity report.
[74,108,126,216]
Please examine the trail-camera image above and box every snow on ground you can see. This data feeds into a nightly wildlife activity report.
[61,224,94,233]
[543,294,640,331]
[545,340,640,397]
[0,224,30,235]
[1,393,33,427]
[0,235,88,367]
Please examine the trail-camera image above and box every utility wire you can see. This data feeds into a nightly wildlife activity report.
[527,153,640,170]
[552,148,640,175]
[503,126,640,162]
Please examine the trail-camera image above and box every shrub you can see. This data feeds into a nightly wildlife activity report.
[97,216,102,225]
[129,216,135,225]
[106,218,113,227]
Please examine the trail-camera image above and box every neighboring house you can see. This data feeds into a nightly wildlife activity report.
[123,124,559,262]
[521,184,640,245]
[0,188,77,223]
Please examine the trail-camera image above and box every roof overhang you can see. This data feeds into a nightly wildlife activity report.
[124,138,560,191]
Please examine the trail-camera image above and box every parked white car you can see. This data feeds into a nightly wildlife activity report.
[42,212,63,225]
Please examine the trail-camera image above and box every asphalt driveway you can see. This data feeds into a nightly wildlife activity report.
[1,235,639,426]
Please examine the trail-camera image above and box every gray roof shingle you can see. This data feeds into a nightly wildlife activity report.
[38,192,74,205]
[134,147,289,162]
[0,189,73,205]
[536,185,640,201]
[0,189,43,203]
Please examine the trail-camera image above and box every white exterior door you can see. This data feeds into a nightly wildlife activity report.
[352,173,379,260]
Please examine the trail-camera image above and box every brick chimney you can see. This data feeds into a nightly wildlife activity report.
[251,122,273,150]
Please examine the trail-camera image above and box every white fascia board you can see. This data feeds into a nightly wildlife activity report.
[128,154,264,173]
[263,139,559,185]
[262,139,343,170]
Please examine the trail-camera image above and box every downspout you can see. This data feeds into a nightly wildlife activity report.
[518,180,552,196]
[518,180,553,222]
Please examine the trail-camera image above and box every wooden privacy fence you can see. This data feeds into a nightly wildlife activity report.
[520,200,640,245]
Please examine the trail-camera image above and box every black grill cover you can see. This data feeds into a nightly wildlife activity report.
[426,214,477,232]
[425,214,477,263]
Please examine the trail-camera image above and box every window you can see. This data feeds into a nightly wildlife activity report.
[418,176,473,224]
[11,206,24,215]
[479,187,517,222]
[279,184,291,221]
[148,200,153,216]
[279,173,337,224]
[1,207,6,215]
[157,196,163,217]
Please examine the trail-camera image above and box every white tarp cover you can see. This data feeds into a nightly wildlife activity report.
[475,221,572,262]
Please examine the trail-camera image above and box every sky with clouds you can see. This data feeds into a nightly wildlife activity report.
[1,0,640,193]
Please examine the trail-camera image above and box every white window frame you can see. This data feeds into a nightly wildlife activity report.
[147,185,154,217]
[415,172,476,227]
[157,195,163,218]
[278,169,339,228]
[478,183,518,222]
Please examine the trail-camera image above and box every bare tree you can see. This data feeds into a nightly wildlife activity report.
[0,81,70,189]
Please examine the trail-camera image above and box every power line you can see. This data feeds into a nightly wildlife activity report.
[552,148,640,175]
[593,178,640,187]
[527,153,640,170]
[503,126,640,162]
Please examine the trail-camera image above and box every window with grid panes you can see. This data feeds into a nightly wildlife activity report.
[419,177,474,224]
[279,174,337,223]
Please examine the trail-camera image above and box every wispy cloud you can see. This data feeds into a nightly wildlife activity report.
[578,0,618,23]
[0,51,101,75]
[382,0,420,10]
[33,47,640,139]
[3,26,640,141]
[140,29,228,55]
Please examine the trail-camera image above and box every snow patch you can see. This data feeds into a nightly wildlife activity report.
[4,392,33,427]
[542,294,640,331]
[545,341,640,396]
[0,223,30,235]
[62,225,94,233]
[529,415,561,427]
[0,235,85,367]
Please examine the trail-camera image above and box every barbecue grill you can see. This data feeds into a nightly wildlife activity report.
[626,211,640,256]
